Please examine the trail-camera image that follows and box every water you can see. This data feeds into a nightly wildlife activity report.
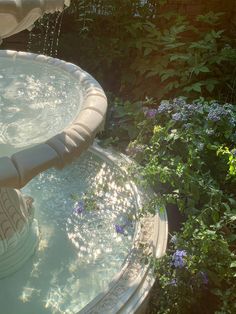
[0,57,83,157]
[28,12,64,57]
[0,151,136,314]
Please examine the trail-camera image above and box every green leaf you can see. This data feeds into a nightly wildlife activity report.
[200,66,210,73]
[185,83,202,93]
[192,83,202,93]
[144,47,153,56]
[170,54,189,62]
[160,69,176,82]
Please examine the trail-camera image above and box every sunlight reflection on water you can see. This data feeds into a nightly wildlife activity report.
[0,151,137,314]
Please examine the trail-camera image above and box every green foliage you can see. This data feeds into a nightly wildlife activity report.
[125,12,236,101]
[217,146,236,177]
[151,216,236,314]
[136,98,236,217]
[102,95,154,149]
[107,96,236,312]
[138,98,236,312]
[57,3,236,102]
[58,0,158,94]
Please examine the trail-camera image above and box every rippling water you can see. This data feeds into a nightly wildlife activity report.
[0,57,83,157]
[0,151,136,314]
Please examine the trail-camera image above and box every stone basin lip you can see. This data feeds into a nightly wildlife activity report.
[82,142,168,314]
[0,50,107,190]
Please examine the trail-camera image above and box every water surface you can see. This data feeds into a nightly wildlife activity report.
[0,151,136,314]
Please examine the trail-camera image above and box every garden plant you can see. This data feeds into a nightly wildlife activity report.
[31,0,236,312]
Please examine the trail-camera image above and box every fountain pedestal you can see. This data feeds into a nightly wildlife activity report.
[0,188,39,278]
[0,0,71,277]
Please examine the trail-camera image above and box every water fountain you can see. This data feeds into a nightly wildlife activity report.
[0,1,168,313]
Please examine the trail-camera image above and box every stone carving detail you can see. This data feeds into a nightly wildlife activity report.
[0,188,38,279]
[0,0,70,44]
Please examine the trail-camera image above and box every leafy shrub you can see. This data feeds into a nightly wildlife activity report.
[124,11,236,102]
[128,97,236,313]
[107,97,236,312]
[29,1,236,101]
[56,2,236,102]
[150,215,236,314]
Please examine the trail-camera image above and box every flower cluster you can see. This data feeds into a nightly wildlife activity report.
[207,104,228,122]
[157,100,173,113]
[173,97,187,107]
[172,250,187,268]
[115,224,125,234]
[171,112,186,122]
[144,108,158,118]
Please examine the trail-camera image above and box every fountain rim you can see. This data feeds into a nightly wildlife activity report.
[0,50,107,190]
[80,142,168,314]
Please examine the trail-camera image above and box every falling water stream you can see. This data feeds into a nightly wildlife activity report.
[27,11,65,57]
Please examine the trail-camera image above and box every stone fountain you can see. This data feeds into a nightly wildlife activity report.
[0,0,108,279]
[0,2,167,313]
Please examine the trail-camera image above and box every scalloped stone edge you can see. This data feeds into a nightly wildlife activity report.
[0,50,107,189]
[79,143,168,314]
[0,0,69,41]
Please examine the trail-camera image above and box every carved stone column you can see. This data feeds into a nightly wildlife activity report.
[0,188,39,278]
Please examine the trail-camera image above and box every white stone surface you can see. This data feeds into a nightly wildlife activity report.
[0,50,107,189]
[0,0,69,43]
[0,50,107,279]
[0,188,39,278]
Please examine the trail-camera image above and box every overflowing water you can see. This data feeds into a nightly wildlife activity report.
[0,57,83,157]
[0,150,137,313]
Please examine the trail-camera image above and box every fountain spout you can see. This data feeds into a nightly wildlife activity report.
[0,0,70,44]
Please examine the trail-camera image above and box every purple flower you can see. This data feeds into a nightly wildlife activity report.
[74,201,84,214]
[172,249,187,268]
[169,278,177,286]
[172,113,185,121]
[173,97,186,107]
[207,106,227,122]
[184,104,195,111]
[157,101,172,113]
[145,108,158,118]
[115,224,125,234]
[199,271,208,285]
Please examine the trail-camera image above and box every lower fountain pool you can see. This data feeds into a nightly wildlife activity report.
[0,148,137,314]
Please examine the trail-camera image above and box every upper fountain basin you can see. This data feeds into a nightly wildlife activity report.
[0,50,107,190]
[0,0,70,42]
